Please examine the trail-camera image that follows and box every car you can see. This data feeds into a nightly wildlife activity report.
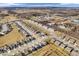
[32,46,37,51]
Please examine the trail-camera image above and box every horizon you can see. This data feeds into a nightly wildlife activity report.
[0,3,79,7]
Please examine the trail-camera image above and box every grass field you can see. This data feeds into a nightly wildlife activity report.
[29,44,69,56]
[0,23,25,47]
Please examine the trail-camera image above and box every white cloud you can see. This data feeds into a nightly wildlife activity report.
[0,3,14,7]
[0,3,21,7]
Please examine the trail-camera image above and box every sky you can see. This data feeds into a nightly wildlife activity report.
[0,3,79,7]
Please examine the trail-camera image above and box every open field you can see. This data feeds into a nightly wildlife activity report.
[0,23,25,47]
[29,44,69,56]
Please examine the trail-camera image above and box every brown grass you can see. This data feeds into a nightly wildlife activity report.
[0,24,24,47]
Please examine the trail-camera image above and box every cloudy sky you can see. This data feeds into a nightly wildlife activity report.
[0,3,79,7]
